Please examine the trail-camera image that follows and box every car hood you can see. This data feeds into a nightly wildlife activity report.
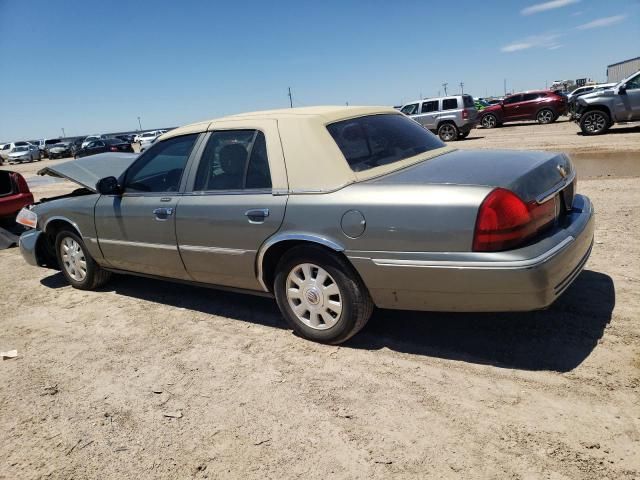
[37,152,138,192]
[368,149,573,203]
[579,87,617,102]
[8,151,30,157]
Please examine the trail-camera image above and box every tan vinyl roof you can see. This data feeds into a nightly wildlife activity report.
[160,106,455,192]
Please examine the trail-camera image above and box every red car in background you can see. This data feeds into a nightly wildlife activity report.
[478,91,567,128]
[0,170,34,220]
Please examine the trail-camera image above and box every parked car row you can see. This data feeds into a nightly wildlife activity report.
[397,70,639,139]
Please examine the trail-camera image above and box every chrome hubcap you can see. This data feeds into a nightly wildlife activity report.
[483,115,496,128]
[440,125,456,141]
[286,263,343,330]
[60,237,87,282]
[538,110,553,123]
[584,113,606,132]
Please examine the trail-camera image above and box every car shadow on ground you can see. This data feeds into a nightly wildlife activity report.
[40,269,614,372]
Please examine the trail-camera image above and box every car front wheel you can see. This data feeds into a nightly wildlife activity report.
[274,245,373,344]
[55,229,112,290]
[580,110,610,135]
[481,114,498,128]
[537,109,555,124]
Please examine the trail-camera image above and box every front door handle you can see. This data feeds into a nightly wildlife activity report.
[245,208,269,224]
[153,207,174,221]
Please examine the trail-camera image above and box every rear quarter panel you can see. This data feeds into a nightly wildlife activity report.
[281,183,491,254]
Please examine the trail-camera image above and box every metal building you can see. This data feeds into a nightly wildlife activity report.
[607,57,640,83]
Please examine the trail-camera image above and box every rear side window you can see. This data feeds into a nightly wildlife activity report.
[193,130,271,191]
[421,100,439,113]
[327,114,445,172]
[400,103,418,115]
[462,95,474,108]
[442,98,458,110]
[522,93,539,101]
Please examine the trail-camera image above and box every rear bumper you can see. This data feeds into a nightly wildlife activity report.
[348,194,594,312]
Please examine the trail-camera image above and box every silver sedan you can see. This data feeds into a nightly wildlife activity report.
[17,106,593,344]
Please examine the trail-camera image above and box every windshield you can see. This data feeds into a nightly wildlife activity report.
[45,139,61,145]
[327,114,445,172]
[141,133,156,138]
[13,146,28,152]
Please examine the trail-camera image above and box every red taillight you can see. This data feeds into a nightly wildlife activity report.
[463,108,469,120]
[473,188,556,252]
[110,146,118,151]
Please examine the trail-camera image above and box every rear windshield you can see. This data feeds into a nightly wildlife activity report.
[326,114,445,172]
[45,139,61,145]
[463,95,474,108]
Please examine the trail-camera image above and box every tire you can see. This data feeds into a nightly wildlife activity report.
[274,245,374,344]
[458,131,470,139]
[55,229,112,290]
[437,122,459,142]
[481,114,498,129]
[579,110,611,136]
[536,108,554,124]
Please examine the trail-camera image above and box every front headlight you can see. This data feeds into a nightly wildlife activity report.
[16,208,37,229]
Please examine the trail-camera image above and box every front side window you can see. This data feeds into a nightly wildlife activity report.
[327,114,445,172]
[625,73,640,90]
[421,100,439,113]
[400,103,418,115]
[503,95,522,105]
[442,98,458,110]
[125,134,198,193]
[193,130,271,191]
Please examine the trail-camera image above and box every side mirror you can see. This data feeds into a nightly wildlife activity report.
[96,176,121,195]
[618,84,627,95]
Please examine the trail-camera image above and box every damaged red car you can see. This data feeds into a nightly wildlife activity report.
[0,170,34,220]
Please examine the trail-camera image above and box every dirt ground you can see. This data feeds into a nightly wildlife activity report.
[1,122,639,479]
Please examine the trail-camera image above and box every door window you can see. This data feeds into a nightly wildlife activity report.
[625,74,640,90]
[401,103,419,115]
[503,95,522,105]
[421,100,439,113]
[522,93,539,101]
[193,130,272,191]
[124,134,198,193]
[442,98,458,110]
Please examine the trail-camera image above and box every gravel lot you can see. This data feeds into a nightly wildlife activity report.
[1,121,639,479]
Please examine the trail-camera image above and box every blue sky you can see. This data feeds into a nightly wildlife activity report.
[0,0,638,140]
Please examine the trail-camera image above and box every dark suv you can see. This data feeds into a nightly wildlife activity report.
[478,91,567,128]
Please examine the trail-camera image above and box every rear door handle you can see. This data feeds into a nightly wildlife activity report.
[245,208,269,224]
[153,207,174,221]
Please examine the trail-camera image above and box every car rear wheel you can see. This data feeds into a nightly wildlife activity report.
[437,122,459,142]
[481,114,498,129]
[274,245,373,344]
[537,109,554,124]
[55,229,112,290]
[579,110,610,135]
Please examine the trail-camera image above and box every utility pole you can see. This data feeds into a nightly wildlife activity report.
[288,87,293,108]
[345,101,349,106]
[442,83,448,95]
[459,82,464,94]
[61,128,66,138]
[137,116,142,131]
[503,79,507,96]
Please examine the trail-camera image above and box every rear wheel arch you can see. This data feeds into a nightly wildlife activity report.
[258,236,353,293]
[583,104,613,122]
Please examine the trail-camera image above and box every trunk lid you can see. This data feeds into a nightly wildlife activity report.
[37,152,138,192]
[368,149,574,204]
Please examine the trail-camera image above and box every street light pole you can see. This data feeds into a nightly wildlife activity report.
[61,128,66,138]
[137,116,142,131]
